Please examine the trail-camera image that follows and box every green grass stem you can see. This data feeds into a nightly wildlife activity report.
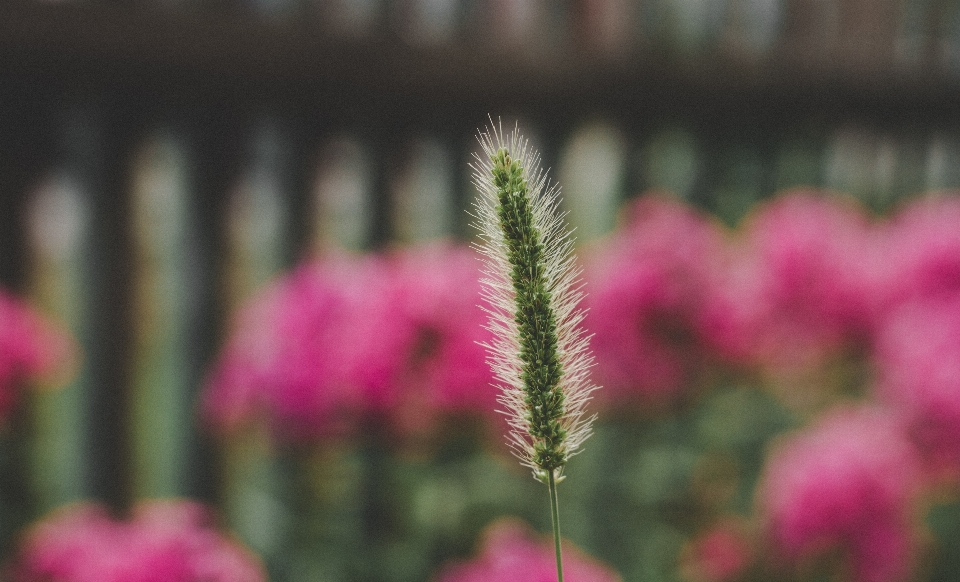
[549,469,564,582]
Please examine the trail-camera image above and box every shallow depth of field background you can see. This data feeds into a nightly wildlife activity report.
[2,1,960,581]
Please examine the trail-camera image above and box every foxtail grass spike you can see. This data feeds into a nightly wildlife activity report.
[471,120,599,582]
[470,120,598,483]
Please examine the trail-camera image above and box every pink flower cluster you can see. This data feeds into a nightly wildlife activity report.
[584,195,726,407]
[0,288,74,419]
[679,520,752,582]
[695,194,960,582]
[202,191,960,441]
[874,295,960,479]
[870,197,960,479]
[9,500,265,582]
[202,243,495,442]
[703,190,879,371]
[386,245,495,430]
[194,191,960,582]
[585,190,887,407]
[587,191,960,408]
[757,407,921,582]
[878,195,960,306]
[433,519,620,582]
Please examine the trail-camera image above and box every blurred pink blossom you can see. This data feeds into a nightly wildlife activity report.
[201,244,495,442]
[201,253,405,442]
[758,406,921,582]
[10,500,264,582]
[0,288,75,418]
[680,520,752,582]
[433,519,620,582]
[703,190,878,372]
[584,194,727,406]
[878,194,960,309]
[386,244,496,433]
[873,295,960,479]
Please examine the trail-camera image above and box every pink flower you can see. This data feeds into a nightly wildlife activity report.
[385,244,496,433]
[584,194,727,406]
[872,295,960,479]
[433,519,620,582]
[878,195,960,308]
[758,406,921,582]
[0,288,75,418]
[10,500,265,582]
[704,190,878,372]
[201,244,497,443]
[679,520,752,582]
[201,253,406,442]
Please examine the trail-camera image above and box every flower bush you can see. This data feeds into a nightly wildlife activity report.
[201,242,495,443]
[703,190,879,374]
[757,406,922,582]
[879,195,960,307]
[201,252,396,442]
[189,189,960,582]
[385,244,495,434]
[679,519,753,582]
[873,295,960,480]
[433,519,620,582]
[9,500,265,582]
[585,194,726,408]
[0,288,74,420]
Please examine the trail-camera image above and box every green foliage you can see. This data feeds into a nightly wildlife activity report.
[245,382,796,582]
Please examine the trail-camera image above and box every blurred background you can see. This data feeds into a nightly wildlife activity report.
[2,0,960,581]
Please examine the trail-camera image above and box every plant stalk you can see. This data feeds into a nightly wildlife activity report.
[548,469,564,582]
